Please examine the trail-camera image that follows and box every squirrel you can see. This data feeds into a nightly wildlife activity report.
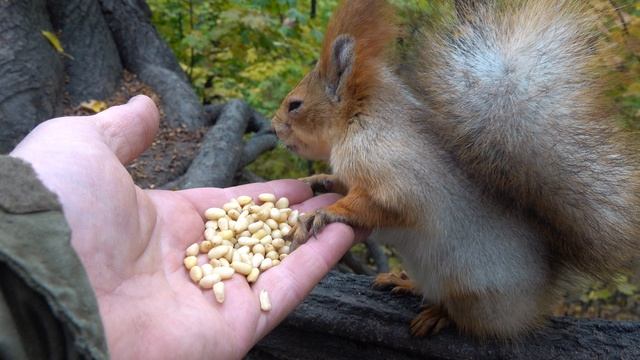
[271,0,640,339]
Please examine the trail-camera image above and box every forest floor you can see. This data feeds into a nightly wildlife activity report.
[64,73,640,322]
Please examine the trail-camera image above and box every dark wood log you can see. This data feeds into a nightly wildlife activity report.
[0,0,64,153]
[98,0,205,129]
[250,271,640,359]
[48,0,122,106]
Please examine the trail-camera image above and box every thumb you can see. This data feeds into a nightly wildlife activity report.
[93,95,160,164]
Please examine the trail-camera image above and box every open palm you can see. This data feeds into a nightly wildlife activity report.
[10,96,354,359]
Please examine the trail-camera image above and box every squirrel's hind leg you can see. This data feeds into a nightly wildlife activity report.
[373,272,451,336]
[410,305,451,336]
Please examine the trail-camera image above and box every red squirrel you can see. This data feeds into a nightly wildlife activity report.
[271,0,640,338]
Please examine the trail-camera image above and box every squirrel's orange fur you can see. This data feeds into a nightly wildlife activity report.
[272,0,640,339]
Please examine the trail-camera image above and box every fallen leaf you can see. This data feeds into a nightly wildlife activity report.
[80,100,108,113]
[41,30,74,59]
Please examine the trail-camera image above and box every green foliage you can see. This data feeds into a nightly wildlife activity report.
[591,0,640,128]
[147,0,337,116]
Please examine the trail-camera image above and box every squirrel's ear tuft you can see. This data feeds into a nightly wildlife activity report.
[326,34,355,100]
[319,0,397,103]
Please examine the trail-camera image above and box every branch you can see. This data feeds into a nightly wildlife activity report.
[178,99,252,189]
[250,271,640,359]
[340,250,375,276]
[365,240,389,273]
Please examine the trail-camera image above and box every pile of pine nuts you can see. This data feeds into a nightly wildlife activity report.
[183,193,299,311]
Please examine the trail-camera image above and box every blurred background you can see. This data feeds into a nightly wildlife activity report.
[1,0,639,321]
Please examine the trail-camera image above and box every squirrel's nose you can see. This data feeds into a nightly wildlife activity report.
[288,98,303,113]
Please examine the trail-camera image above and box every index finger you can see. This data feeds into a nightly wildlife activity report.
[247,194,355,342]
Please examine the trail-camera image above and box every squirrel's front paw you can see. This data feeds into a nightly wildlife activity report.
[299,174,348,195]
[287,209,347,249]
[299,174,336,194]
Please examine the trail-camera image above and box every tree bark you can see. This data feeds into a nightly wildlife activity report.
[98,0,205,129]
[250,271,640,359]
[48,0,122,106]
[0,0,64,153]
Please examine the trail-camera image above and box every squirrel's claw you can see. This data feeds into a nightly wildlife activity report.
[299,174,335,194]
[410,305,450,337]
[287,209,347,250]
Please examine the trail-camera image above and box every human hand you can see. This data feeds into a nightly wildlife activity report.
[10,96,355,359]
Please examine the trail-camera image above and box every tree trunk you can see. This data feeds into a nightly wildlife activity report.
[0,0,206,154]
[0,0,64,153]
[47,0,123,105]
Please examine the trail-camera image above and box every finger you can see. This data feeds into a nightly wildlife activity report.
[93,95,160,164]
[177,179,314,216]
[251,222,354,341]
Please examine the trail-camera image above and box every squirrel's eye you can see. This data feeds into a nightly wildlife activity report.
[288,100,303,113]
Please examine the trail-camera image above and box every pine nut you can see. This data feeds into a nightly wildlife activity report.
[252,229,268,240]
[199,273,221,289]
[205,220,218,230]
[231,261,252,276]
[266,251,279,260]
[248,220,264,233]
[184,256,197,270]
[186,243,199,257]
[214,282,225,303]
[200,240,213,253]
[259,290,271,311]
[238,237,258,247]
[259,258,273,271]
[205,208,226,220]
[265,219,279,230]
[272,238,285,249]
[275,197,289,209]
[213,266,235,279]
[258,193,276,203]
[287,210,299,227]
[237,195,253,206]
[219,230,234,240]
[218,217,229,231]
[204,228,217,241]
[223,202,239,212]
[201,263,214,276]
[252,253,265,268]
[235,217,249,233]
[252,244,266,255]
[208,245,230,259]
[247,268,260,283]
[190,266,203,283]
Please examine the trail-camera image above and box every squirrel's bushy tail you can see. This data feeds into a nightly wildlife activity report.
[418,0,640,275]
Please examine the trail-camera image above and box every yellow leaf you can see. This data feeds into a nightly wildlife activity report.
[80,100,108,113]
[41,30,74,59]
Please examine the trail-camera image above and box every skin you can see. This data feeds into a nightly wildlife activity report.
[10,95,355,359]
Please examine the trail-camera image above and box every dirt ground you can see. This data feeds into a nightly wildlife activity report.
[65,72,640,322]
[64,71,205,189]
